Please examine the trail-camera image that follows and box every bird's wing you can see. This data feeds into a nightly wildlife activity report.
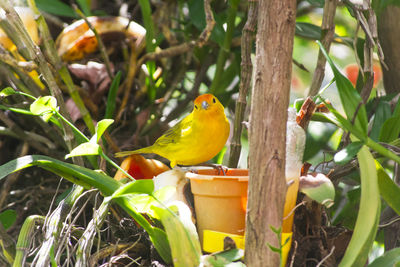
[154,113,193,146]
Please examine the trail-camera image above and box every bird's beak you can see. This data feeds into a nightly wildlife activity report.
[201,100,209,110]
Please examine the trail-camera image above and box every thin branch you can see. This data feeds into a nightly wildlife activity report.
[73,5,114,80]
[26,0,95,134]
[0,52,37,71]
[307,0,337,96]
[228,0,258,168]
[0,0,77,153]
[316,246,335,267]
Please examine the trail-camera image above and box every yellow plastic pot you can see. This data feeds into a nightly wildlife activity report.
[186,168,249,246]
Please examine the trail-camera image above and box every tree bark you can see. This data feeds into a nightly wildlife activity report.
[377,5,400,94]
[245,0,297,266]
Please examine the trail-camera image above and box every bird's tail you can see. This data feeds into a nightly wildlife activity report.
[115,146,154,158]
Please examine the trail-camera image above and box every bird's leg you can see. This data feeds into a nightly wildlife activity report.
[195,163,228,175]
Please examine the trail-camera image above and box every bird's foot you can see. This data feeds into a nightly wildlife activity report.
[198,163,228,175]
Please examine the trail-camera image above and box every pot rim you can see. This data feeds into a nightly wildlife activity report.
[186,168,249,181]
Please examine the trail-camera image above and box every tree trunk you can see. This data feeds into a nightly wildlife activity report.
[245,0,297,266]
[377,5,400,94]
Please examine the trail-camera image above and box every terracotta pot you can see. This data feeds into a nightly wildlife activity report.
[186,168,249,245]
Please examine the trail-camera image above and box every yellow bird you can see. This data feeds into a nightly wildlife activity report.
[116,94,230,168]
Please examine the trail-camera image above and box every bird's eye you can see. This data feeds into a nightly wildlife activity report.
[212,98,216,103]
[194,105,198,109]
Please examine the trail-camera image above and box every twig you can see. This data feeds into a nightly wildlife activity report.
[0,0,78,154]
[165,54,214,123]
[307,0,337,96]
[116,0,215,121]
[135,0,215,67]
[73,5,114,80]
[316,246,335,267]
[32,185,85,266]
[0,142,28,209]
[228,0,258,168]
[292,58,310,72]
[0,52,37,71]
[75,197,111,266]
[379,216,400,228]
[27,0,95,134]
[0,62,41,96]
[0,111,61,156]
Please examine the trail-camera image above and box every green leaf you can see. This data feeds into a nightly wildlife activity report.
[65,143,101,158]
[0,210,17,230]
[317,41,368,136]
[299,173,335,207]
[76,0,91,16]
[339,146,380,267]
[334,141,363,165]
[0,155,120,195]
[91,119,114,143]
[152,202,201,267]
[322,100,367,142]
[267,244,281,253]
[0,87,17,97]
[294,98,305,112]
[305,0,325,7]
[30,96,57,122]
[114,196,172,263]
[270,225,282,235]
[111,179,155,199]
[295,22,322,40]
[367,247,400,267]
[379,116,400,143]
[36,0,77,18]
[149,227,173,263]
[370,101,391,141]
[376,161,400,215]
[202,249,244,266]
[105,71,121,119]
[0,155,173,263]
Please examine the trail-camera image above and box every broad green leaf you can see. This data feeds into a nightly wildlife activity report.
[150,227,173,264]
[376,161,400,215]
[317,41,368,136]
[111,179,155,199]
[0,104,62,128]
[299,173,335,207]
[0,155,120,195]
[334,141,363,165]
[65,143,101,158]
[0,155,173,263]
[0,210,16,230]
[370,101,391,141]
[305,0,325,7]
[379,116,400,143]
[339,146,380,267]
[30,96,57,122]
[0,87,17,97]
[36,0,77,17]
[322,101,367,142]
[113,195,172,263]
[154,186,176,203]
[152,202,201,267]
[367,247,400,267]
[91,119,114,143]
[105,71,121,119]
[295,22,322,40]
[202,249,244,266]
